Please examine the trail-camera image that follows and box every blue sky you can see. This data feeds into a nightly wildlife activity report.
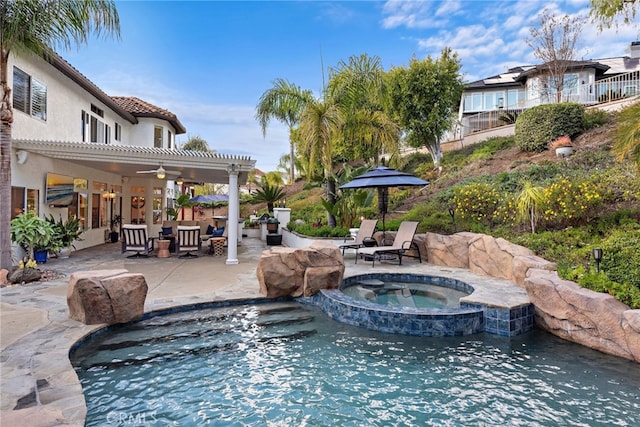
[63,0,639,173]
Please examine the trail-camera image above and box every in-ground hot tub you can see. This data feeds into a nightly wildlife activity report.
[300,273,535,337]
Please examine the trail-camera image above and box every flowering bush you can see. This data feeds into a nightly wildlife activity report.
[453,182,502,226]
[540,178,603,226]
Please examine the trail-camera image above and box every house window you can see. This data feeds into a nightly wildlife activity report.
[154,126,163,148]
[507,89,525,108]
[105,124,111,144]
[90,116,106,143]
[90,104,104,118]
[81,111,88,141]
[153,187,163,224]
[115,123,122,141]
[69,192,88,230]
[167,130,173,149]
[463,93,484,112]
[12,67,47,121]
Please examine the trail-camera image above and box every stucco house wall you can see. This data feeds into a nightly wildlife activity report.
[8,52,134,143]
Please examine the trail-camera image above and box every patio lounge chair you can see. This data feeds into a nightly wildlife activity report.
[356,221,421,267]
[176,225,201,258]
[337,219,378,256]
[121,224,154,258]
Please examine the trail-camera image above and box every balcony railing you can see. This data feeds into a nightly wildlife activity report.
[459,70,639,137]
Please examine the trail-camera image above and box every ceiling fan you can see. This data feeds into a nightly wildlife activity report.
[136,164,180,179]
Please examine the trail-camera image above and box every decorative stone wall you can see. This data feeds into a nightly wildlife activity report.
[257,240,344,298]
[417,232,640,362]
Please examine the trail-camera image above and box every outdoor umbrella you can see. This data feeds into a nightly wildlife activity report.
[188,194,229,203]
[339,166,429,239]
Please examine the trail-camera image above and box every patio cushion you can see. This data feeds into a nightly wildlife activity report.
[212,227,225,237]
[162,226,173,236]
[206,224,215,235]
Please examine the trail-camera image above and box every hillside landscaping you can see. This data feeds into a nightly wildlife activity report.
[247,102,640,309]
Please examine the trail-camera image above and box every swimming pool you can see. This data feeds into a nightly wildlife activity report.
[72,301,640,426]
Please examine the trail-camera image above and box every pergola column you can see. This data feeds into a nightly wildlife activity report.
[226,164,239,265]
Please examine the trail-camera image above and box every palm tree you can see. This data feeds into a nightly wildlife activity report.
[328,54,400,165]
[0,0,120,270]
[298,98,343,227]
[251,181,286,214]
[255,78,313,184]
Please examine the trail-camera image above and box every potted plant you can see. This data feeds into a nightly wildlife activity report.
[48,214,84,257]
[550,135,573,157]
[109,214,122,243]
[11,212,55,264]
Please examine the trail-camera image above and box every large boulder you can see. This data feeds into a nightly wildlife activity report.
[67,269,148,325]
[257,240,344,298]
[524,268,640,362]
[468,234,534,281]
[425,232,475,268]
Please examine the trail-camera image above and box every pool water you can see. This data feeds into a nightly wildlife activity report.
[341,280,468,309]
[72,302,640,426]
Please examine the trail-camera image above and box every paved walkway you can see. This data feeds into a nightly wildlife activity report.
[0,238,528,426]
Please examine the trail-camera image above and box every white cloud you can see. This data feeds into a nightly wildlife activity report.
[435,0,462,18]
[381,0,441,29]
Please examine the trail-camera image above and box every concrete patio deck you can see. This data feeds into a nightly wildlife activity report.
[0,238,528,426]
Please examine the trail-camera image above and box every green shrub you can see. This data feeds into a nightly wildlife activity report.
[515,103,585,152]
[565,265,640,309]
[582,108,609,130]
[288,221,350,238]
[512,228,597,270]
[598,228,640,289]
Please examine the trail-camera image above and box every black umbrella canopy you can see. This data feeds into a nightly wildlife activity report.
[339,166,428,241]
[339,166,429,189]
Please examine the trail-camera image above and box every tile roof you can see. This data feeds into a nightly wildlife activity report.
[111,96,186,134]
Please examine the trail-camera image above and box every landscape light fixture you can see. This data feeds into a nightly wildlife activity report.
[592,248,603,273]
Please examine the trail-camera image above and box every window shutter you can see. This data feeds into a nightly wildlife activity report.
[31,79,47,120]
[12,67,30,113]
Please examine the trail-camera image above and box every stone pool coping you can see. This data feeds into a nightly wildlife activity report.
[0,239,530,426]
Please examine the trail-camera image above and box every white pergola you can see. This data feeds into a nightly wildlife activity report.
[13,139,256,264]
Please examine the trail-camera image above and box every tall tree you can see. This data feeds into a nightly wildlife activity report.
[526,10,586,103]
[590,0,639,29]
[181,134,212,152]
[0,0,120,270]
[328,54,400,165]
[387,48,464,167]
[255,78,313,183]
[298,98,343,227]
